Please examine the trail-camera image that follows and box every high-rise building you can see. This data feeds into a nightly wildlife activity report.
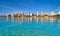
[37,11,38,16]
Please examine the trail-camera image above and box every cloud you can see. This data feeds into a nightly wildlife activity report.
[58,6,60,10]
[58,6,60,8]
[0,5,20,14]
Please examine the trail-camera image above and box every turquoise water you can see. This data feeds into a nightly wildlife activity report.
[0,17,60,36]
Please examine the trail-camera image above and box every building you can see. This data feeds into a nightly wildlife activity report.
[49,11,55,16]
[58,11,60,14]
[24,13,30,17]
[36,12,39,16]
[40,11,48,16]
[16,12,24,17]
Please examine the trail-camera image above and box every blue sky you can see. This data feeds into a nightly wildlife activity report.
[0,0,60,14]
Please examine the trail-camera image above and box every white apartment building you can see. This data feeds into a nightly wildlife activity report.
[40,11,48,16]
[37,12,39,16]
[49,11,55,16]
[58,11,60,14]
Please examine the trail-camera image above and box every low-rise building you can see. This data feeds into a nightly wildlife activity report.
[49,11,55,16]
[58,11,60,14]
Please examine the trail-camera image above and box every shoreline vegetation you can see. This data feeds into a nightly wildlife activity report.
[0,12,60,18]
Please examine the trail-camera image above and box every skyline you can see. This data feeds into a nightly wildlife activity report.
[0,0,60,14]
[0,11,60,16]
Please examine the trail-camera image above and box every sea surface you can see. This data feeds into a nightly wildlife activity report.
[0,17,60,36]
